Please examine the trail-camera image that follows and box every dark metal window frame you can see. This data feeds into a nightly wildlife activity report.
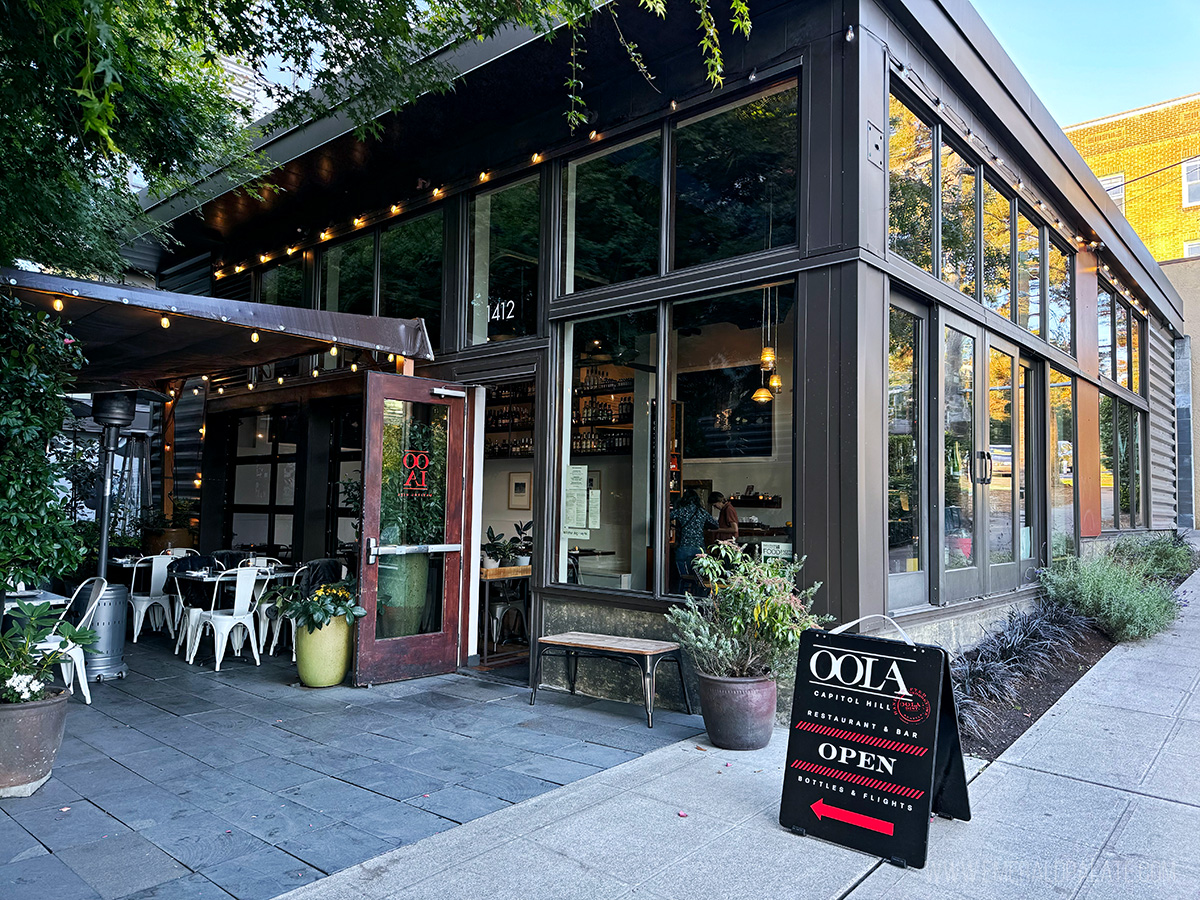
[1098,390,1147,532]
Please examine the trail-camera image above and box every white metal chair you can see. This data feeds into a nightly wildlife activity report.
[187,567,267,671]
[36,577,107,704]
[266,565,307,658]
[128,555,174,642]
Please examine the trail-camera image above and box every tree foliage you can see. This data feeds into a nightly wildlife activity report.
[2,0,758,275]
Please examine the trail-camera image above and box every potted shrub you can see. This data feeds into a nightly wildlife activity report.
[666,541,829,750]
[272,580,366,687]
[0,600,96,796]
[513,520,533,566]
[482,527,511,569]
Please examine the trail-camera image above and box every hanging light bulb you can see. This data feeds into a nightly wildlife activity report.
[192,387,199,395]
[247,381,254,390]
[387,353,395,363]
[251,331,260,343]
[160,315,171,328]
[329,344,338,357]
[351,362,358,373]
[53,297,64,311]
[312,368,319,378]
[759,346,776,370]
[769,372,783,393]
[217,387,224,394]
[277,376,284,384]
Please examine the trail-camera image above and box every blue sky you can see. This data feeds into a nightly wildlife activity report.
[972,0,1200,126]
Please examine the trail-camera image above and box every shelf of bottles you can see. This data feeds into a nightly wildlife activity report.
[484,382,536,459]
[570,366,635,457]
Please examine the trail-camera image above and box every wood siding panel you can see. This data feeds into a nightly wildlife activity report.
[1147,320,1178,529]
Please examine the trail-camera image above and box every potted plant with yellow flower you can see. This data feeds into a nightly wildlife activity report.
[271,580,365,687]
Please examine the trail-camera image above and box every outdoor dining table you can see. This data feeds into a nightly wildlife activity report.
[3,589,72,628]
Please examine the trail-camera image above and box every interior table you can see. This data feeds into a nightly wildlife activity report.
[479,565,532,667]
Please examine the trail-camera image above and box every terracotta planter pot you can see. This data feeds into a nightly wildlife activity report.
[0,689,70,797]
[697,672,777,751]
[294,617,353,687]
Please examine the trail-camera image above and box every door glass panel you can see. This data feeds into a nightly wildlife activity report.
[988,349,1013,563]
[1100,394,1116,528]
[1049,368,1075,559]
[944,327,975,569]
[888,307,921,573]
[376,400,448,639]
[1018,364,1032,560]
[1117,400,1132,529]
[1131,412,1142,527]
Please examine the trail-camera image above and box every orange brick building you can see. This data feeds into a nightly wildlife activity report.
[1066,93,1200,262]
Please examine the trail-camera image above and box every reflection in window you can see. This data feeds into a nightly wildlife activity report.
[981,180,1011,316]
[1016,212,1041,336]
[1130,315,1141,394]
[320,233,375,316]
[888,94,934,272]
[1098,287,1113,380]
[988,349,1014,563]
[380,210,443,349]
[1099,394,1116,527]
[1049,368,1075,559]
[889,307,921,574]
[228,405,300,557]
[943,327,974,570]
[940,146,976,297]
[563,134,661,293]
[673,84,798,270]
[260,260,306,308]
[1117,401,1134,528]
[468,177,539,345]
[665,285,795,594]
[1115,304,1129,388]
[558,309,657,589]
[1046,241,1072,353]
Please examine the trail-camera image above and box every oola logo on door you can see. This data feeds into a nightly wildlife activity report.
[402,451,431,491]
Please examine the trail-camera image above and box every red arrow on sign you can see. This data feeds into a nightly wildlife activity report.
[811,798,895,835]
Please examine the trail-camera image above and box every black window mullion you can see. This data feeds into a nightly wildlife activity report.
[931,124,942,277]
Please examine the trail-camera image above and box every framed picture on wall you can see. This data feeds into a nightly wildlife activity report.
[509,471,532,510]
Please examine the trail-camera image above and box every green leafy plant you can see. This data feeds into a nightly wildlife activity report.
[1039,554,1177,642]
[665,541,829,679]
[482,526,517,566]
[1105,532,1199,585]
[0,600,96,703]
[0,299,86,592]
[273,580,366,634]
[513,520,534,556]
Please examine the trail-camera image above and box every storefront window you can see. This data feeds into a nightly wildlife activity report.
[1115,303,1129,389]
[1117,400,1134,529]
[981,180,1011,316]
[563,134,661,293]
[940,145,976,297]
[380,210,444,349]
[1049,367,1075,559]
[664,284,795,594]
[1099,394,1116,527]
[943,327,974,570]
[229,406,300,555]
[1015,212,1041,337]
[673,83,798,270]
[557,309,657,588]
[1046,240,1072,354]
[1098,287,1113,380]
[320,232,375,316]
[888,93,934,273]
[468,177,540,345]
[1130,315,1141,394]
[1099,392,1144,531]
[889,307,921,574]
[260,260,306,308]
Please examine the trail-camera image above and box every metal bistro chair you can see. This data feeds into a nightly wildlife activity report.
[35,577,107,704]
[187,567,268,671]
[128,555,175,642]
[263,564,305,657]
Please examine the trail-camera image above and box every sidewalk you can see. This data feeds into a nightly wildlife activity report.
[280,574,1200,900]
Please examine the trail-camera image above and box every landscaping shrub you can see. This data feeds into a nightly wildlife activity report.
[1105,532,1199,585]
[1038,554,1177,642]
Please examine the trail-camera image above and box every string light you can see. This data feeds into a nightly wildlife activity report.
[217,387,224,394]
[286,246,297,256]
[259,254,269,263]
[432,187,442,198]
[312,368,319,377]
[329,344,338,357]
[247,381,254,390]
[320,230,331,240]
[390,204,401,213]
[160,316,170,328]
[250,331,259,343]
[192,387,199,395]
[387,353,395,362]
[168,389,176,397]
[350,362,358,372]
[479,172,489,183]
[201,375,209,381]
[588,130,599,141]
[53,297,64,311]
[277,376,284,384]
[353,217,364,227]
[531,153,542,164]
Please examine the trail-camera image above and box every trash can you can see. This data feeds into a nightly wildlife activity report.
[84,583,129,680]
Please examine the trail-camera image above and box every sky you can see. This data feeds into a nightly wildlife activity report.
[971,0,1200,127]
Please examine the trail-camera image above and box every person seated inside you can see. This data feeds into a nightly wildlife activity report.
[709,491,740,538]
[670,490,718,582]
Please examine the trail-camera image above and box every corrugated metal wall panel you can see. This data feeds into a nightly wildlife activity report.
[159,254,214,297]
[1147,319,1177,529]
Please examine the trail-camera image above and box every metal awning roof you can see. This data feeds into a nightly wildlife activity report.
[3,268,433,393]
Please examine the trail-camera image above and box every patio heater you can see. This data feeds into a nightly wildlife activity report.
[86,390,137,680]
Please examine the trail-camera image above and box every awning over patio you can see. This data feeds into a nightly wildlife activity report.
[2,268,434,393]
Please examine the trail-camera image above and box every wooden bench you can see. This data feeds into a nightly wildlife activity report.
[530,631,692,728]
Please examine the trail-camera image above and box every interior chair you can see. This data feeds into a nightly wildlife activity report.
[36,577,107,704]
[264,564,307,657]
[187,567,266,671]
[128,555,174,642]
[490,578,528,645]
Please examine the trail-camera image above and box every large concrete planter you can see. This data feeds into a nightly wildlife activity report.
[697,672,777,751]
[294,616,352,687]
[0,689,70,797]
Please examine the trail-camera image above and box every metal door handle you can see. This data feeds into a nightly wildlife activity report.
[367,537,378,565]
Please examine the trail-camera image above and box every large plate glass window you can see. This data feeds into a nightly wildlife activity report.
[557,309,657,589]
[981,179,1012,316]
[260,259,306,308]
[940,145,977,296]
[1046,239,1072,353]
[663,284,795,595]
[320,232,375,316]
[1049,367,1075,559]
[468,177,539,345]
[888,93,934,273]
[672,83,798,270]
[380,210,444,349]
[1098,286,1114,380]
[563,134,661,293]
[1015,211,1041,337]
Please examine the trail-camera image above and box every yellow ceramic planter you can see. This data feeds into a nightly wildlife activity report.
[294,616,352,687]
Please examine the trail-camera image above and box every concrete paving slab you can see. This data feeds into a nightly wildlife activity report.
[0,811,48,865]
[200,845,323,900]
[118,873,233,899]
[141,809,269,870]
[628,754,784,824]
[10,799,132,852]
[1074,850,1200,900]
[0,852,104,900]
[407,785,511,823]
[56,831,190,900]
[276,822,395,874]
[90,784,204,830]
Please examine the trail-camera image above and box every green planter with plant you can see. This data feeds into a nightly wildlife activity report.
[270,581,366,687]
[1,600,96,796]
[666,541,829,750]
